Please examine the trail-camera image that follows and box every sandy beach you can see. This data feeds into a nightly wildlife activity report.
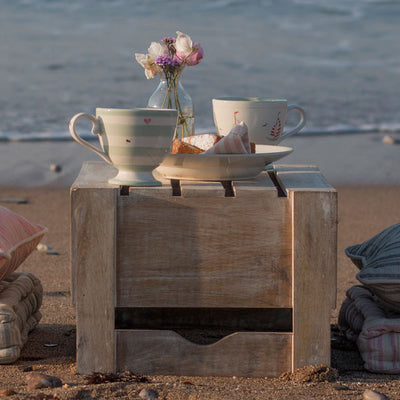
[1,133,400,399]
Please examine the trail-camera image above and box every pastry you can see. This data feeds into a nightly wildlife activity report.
[182,133,221,151]
[172,139,203,154]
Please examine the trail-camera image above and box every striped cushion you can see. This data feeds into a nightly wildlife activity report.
[0,271,43,364]
[345,223,400,312]
[338,285,400,373]
[0,206,47,281]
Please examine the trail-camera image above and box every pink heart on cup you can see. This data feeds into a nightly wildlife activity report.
[144,118,151,125]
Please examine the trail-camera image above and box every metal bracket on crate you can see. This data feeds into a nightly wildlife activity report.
[220,181,235,197]
[120,186,130,196]
[170,179,235,197]
[170,179,181,196]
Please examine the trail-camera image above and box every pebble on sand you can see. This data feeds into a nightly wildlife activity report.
[0,198,28,204]
[382,135,400,145]
[363,389,390,400]
[25,372,63,390]
[50,164,62,173]
[36,243,52,252]
[36,243,60,255]
[0,389,16,396]
[18,365,33,372]
[139,387,159,399]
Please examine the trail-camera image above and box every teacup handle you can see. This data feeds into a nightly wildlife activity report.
[69,113,112,164]
[280,105,306,140]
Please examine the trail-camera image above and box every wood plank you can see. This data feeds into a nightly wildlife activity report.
[290,189,337,369]
[71,186,118,374]
[71,161,118,188]
[273,164,321,173]
[179,181,227,198]
[116,330,292,377]
[273,165,335,196]
[116,184,292,308]
[233,171,277,193]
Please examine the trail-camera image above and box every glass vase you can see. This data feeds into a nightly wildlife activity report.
[147,77,194,138]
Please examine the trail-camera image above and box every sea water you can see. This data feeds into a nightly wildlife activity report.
[0,0,400,140]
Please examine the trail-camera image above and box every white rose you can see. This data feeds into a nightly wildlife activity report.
[148,41,169,59]
[135,53,160,79]
[175,31,193,56]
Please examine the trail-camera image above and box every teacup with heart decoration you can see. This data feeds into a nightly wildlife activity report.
[69,108,178,186]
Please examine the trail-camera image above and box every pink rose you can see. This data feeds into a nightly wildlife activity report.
[183,43,204,66]
[174,31,204,66]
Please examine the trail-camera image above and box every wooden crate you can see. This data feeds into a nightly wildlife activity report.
[71,161,337,377]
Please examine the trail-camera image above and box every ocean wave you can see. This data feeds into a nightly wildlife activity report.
[2,123,400,142]
[0,131,96,142]
[294,123,400,136]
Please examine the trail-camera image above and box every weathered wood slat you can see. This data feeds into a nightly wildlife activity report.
[290,190,337,369]
[274,164,337,312]
[71,161,118,188]
[116,330,292,377]
[273,164,335,195]
[71,186,118,374]
[116,179,292,308]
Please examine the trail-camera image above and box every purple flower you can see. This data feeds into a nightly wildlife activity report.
[155,54,180,67]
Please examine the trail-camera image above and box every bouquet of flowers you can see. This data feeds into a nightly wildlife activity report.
[135,31,204,137]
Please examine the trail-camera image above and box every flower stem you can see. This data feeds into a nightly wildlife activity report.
[162,71,191,139]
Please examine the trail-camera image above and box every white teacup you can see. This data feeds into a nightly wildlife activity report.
[212,97,306,145]
[69,108,178,186]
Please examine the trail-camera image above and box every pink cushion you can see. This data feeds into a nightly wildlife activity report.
[0,206,47,281]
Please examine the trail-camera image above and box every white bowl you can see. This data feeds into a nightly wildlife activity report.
[155,145,293,181]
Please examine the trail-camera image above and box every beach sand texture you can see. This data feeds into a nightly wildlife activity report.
[0,138,400,398]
